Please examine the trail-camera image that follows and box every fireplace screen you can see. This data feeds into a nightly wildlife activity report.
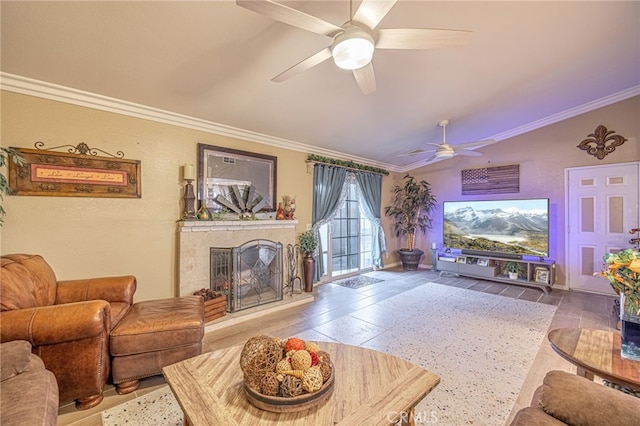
[210,239,283,312]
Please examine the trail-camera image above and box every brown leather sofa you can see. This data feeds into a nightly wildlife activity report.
[511,370,640,426]
[0,340,59,425]
[0,254,136,410]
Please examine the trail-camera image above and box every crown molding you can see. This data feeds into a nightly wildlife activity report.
[486,86,640,143]
[0,72,403,173]
[2,72,637,175]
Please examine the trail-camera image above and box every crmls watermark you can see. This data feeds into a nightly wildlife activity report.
[388,410,438,425]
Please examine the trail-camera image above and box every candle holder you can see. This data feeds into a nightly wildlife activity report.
[182,179,196,220]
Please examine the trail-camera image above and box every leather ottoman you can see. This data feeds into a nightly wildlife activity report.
[110,296,204,394]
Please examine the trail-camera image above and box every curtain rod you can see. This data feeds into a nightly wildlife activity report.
[305,160,388,176]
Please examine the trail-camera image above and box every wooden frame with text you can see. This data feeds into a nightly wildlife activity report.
[8,147,141,198]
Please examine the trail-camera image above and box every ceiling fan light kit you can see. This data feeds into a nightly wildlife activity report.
[331,26,375,70]
[434,148,455,159]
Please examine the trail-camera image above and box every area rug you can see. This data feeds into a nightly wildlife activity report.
[349,282,557,425]
[332,274,384,289]
[101,387,182,426]
[102,282,557,426]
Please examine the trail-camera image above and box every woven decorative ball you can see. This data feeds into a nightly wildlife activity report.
[284,337,306,353]
[240,335,283,390]
[318,360,332,382]
[260,371,280,397]
[301,366,324,392]
[290,349,312,370]
[276,358,291,374]
[305,342,320,353]
[316,350,331,365]
[280,375,304,397]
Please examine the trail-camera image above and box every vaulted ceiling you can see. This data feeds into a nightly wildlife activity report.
[2,1,639,172]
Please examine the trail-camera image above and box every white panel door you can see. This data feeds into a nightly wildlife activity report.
[566,163,639,293]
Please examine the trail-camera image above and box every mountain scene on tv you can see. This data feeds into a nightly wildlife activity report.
[444,200,549,257]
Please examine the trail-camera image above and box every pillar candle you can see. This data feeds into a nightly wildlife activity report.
[183,164,195,180]
[431,242,437,250]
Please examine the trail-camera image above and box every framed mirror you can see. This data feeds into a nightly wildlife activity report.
[197,144,277,213]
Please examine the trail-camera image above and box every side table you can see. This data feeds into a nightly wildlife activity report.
[548,328,640,396]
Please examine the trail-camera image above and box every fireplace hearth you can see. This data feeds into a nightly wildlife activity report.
[211,239,283,312]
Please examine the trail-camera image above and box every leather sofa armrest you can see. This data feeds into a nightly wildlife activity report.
[0,300,110,346]
[535,370,640,426]
[0,340,33,381]
[56,275,136,305]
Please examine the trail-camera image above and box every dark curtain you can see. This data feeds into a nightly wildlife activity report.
[312,165,347,281]
[355,172,386,268]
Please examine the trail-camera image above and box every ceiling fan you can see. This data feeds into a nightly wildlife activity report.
[236,0,472,94]
[400,119,496,164]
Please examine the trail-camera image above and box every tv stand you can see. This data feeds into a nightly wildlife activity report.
[436,252,555,294]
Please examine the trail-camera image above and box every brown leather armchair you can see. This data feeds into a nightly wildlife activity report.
[0,254,136,410]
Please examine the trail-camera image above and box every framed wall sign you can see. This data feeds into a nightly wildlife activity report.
[197,144,277,212]
[8,145,141,198]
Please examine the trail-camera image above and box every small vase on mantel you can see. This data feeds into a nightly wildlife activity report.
[620,294,640,362]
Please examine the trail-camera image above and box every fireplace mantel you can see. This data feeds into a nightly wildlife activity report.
[178,220,298,297]
[179,219,297,232]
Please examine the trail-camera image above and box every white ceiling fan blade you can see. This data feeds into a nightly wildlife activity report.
[456,150,483,157]
[397,149,429,157]
[425,155,443,165]
[353,0,397,30]
[236,0,342,37]
[271,47,332,82]
[376,28,473,49]
[353,62,376,94]
[456,138,497,149]
[426,142,444,148]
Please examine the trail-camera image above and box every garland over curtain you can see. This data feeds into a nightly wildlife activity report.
[312,164,387,281]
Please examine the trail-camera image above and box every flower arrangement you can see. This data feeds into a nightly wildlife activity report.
[595,248,640,315]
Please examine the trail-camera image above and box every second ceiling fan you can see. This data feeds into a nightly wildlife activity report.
[400,120,497,164]
[236,0,473,94]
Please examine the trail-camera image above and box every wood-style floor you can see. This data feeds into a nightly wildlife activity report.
[57,268,618,426]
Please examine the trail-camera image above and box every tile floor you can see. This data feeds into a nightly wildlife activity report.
[57,268,618,425]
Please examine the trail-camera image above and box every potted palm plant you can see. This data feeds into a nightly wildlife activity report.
[384,174,437,270]
[299,230,318,292]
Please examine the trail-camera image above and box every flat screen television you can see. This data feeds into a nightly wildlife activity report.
[443,198,549,258]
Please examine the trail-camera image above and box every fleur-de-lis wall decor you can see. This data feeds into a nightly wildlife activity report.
[577,125,627,160]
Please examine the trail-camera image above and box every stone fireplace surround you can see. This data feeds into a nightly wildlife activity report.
[178,219,297,298]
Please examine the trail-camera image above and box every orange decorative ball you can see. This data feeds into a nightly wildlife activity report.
[284,337,306,353]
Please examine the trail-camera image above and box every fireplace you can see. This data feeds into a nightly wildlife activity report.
[210,239,283,312]
[178,219,296,300]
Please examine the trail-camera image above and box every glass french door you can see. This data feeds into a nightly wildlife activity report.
[318,183,373,279]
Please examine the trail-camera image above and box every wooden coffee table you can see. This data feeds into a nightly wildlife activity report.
[548,328,640,392]
[163,341,440,425]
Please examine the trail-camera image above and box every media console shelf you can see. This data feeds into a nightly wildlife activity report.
[436,253,555,294]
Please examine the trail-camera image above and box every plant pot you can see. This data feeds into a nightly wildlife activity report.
[620,294,640,362]
[398,249,424,271]
[508,272,518,280]
[302,253,315,292]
